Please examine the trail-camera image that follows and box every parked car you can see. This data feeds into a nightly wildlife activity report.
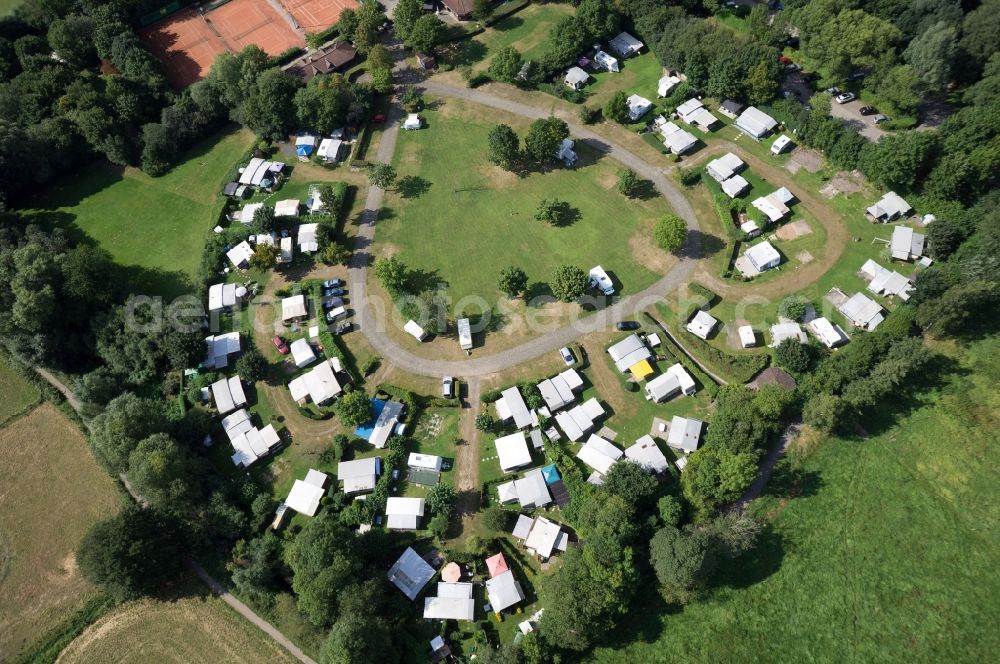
[847,71,867,81]
[324,287,344,297]
[859,105,876,115]
[370,114,386,123]
[323,279,343,289]
[326,306,347,323]
[874,114,890,124]
[784,63,802,72]
[835,92,856,104]
[442,376,454,399]
[616,321,640,331]
[271,336,289,354]
[333,322,352,334]
[559,346,575,366]
[825,86,841,95]
[323,297,344,310]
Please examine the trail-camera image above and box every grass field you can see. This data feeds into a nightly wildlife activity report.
[58,578,299,664]
[459,3,574,72]
[0,403,120,660]
[23,127,255,298]
[584,52,665,111]
[0,359,40,426]
[0,0,19,15]
[588,334,1000,663]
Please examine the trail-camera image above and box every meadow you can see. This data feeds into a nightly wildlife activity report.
[587,334,1000,663]
[0,359,40,426]
[23,127,255,298]
[459,2,575,72]
[0,403,120,660]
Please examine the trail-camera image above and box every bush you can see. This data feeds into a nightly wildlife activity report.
[681,330,771,384]
[468,72,491,88]
[778,296,809,322]
[578,105,601,124]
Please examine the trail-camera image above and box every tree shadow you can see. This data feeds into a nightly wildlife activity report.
[716,524,786,590]
[629,179,659,201]
[549,200,581,227]
[406,267,448,294]
[397,175,432,199]
[524,281,554,306]
[680,229,727,259]
[446,40,488,67]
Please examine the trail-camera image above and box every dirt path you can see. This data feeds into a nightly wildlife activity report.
[452,377,482,537]
[680,141,851,300]
[34,368,82,413]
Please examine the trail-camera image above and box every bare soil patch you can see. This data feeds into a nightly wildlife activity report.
[776,219,813,240]
[796,250,815,264]
[789,148,824,173]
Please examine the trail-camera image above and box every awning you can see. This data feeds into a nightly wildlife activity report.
[629,359,654,379]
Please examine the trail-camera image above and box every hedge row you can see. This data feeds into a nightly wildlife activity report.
[678,328,770,384]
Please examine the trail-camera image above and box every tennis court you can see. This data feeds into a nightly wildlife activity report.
[280,0,358,33]
[208,0,301,54]
[140,7,229,88]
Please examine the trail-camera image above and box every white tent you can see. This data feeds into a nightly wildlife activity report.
[403,113,422,130]
[576,434,623,476]
[386,497,425,530]
[496,386,532,429]
[625,435,669,473]
[281,295,308,321]
[770,322,808,346]
[667,416,702,453]
[890,225,925,261]
[607,334,652,373]
[866,191,911,222]
[404,320,427,341]
[317,138,344,163]
[211,376,246,414]
[298,223,319,253]
[512,468,551,508]
[204,331,241,369]
[288,359,342,405]
[745,241,781,272]
[721,174,750,198]
[554,397,604,441]
[208,282,238,312]
[495,431,532,473]
[337,457,379,493]
[370,400,404,449]
[809,317,848,348]
[644,363,696,402]
[285,471,328,516]
[523,516,563,559]
[706,153,745,182]
[838,293,884,331]
[226,241,254,269]
[564,66,589,89]
[423,583,474,620]
[734,106,778,139]
[274,199,300,217]
[657,74,681,97]
[289,338,317,368]
[660,121,697,155]
[626,94,653,122]
[279,236,293,263]
[686,310,718,339]
[237,202,264,225]
[608,31,644,57]
[485,570,525,612]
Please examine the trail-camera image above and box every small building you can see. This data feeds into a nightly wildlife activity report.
[388,547,435,600]
[423,582,475,621]
[576,434,623,477]
[512,468,552,509]
[626,94,653,122]
[864,260,914,301]
[608,31,644,58]
[744,240,782,272]
[564,66,590,90]
[770,321,808,346]
[204,331,241,369]
[289,337,317,368]
[281,294,308,322]
[749,367,797,391]
[556,138,578,166]
[594,50,619,72]
[495,431,532,473]
[721,174,750,198]
[236,202,264,225]
[660,122,698,155]
[337,457,380,494]
[404,320,428,342]
[706,153,745,182]
[211,376,247,415]
[298,223,319,253]
[285,469,328,516]
[838,292,885,331]
[520,516,565,560]
[771,134,792,155]
[734,106,778,140]
[738,325,757,348]
[287,40,357,82]
[741,220,761,238]
[207,282,239,313]
[644,363,696,402]
[274,199,300,217]
[279,236,293,263]
[440,0,474,20]
[866,191,911,222]
[456,317,473,350]
[386,496,425,530]
[890,226,925,261]
[657,74,682,97]
[495,386,533,429]
[295,134,317,160]
[751,187,795,223]
[403,113,422,130]
[238,158,284,187]
[485,569,525,613]
[608,334,653,373]
[317,138,344,164]
[719,99,746,119]
[288,358,343,405]
[226,241,254,269]
[369,400,404,449]
[809,317,848,348]
[554,397,605,441]
[666,416,703,453]
[223,182,248,198]
[536,368,583,412]
[624,435,669,474]
[676,98,719,131]
[686,310,719,340]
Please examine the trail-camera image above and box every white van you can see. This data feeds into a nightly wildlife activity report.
[404,319,428,341]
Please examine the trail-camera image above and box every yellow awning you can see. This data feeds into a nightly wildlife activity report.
[629,359,654,379]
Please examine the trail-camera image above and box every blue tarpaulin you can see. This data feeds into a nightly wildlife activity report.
[353,399,387,440]
[296,144,313,157]
[541,464,561,485]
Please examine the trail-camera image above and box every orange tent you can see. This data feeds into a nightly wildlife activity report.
[485,552,509,578]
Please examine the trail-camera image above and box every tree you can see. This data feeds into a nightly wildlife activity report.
[75,367,122,408]
[286,513,361,626]
[366,162,397,189]
[803,392,846,434]
[746,59,779,105]
[497,266,528,298]
[649,525,718,595]
[229,533,285,607]
[406,15,445,54]
[250,243,279,270]
[579,104,601,124]
[904,21,957,92]
[487,124,521,170]
[657,495,683,528]
[534,198,566,225]
[320,613,395,664]
[550,265,588,302]
[241,69,301,140]
[523,116,569,163]
[426,483,456,515]
[779,296,808,321]
[321,241,351,266]
[373,256,407,294]
[603,90,629,124]
[235,347,268,382]
[353,0,386,54]
[603,461,657,507]
[575,0,620,42]
[774,338,814,374]
[681,446,758,513]
[127,434,193,508]
[89,393,167,472]
[475,412,496,432]
[481,505,510,531]
[335,390,374,428]
[392,0,423,42]
[370,67,393,94]
[488,46,523,83]
[925,219,964,260]
[653,215,686,252]
[400,85,423,112]
[47,15,97,68]
[958,0,1000,77]
[77,506,186,602]
[874,65,924,117]
[617,168,639,197]
[473,0,494,23]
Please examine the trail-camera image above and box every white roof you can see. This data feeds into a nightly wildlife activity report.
[497,480,519,504]
[500,386,532,429]
[576,434,623,475]
[721,174,749,198]
[770,322,808,346]
[207,282,238,312]
[403,113,422,129]
[386,497,425,530]
[752,194,790,222]
[274,199,300,217]
[594,50,618,67]
[686,310,718,339]
[745,240,781,271]
[688,107,719,129]
[211,377,238,414]
[809,317,847,348]
[343,475,377,493]
[555,397,604,441]
[564,66,589,85]
[772,134,792,152]
[457,317,472,348]
[524,516,562,559]
[741,220,760,235]
[657,74,681,96]
[338,457,379,479]
[226,241,254,268]
[222,408,250,433]
[676,98,704,119]
[388,547,435,600]
[609,31,643,55]
[282,294,307,321]
[624,435,669,473]
[495,431,532,472]
[738,325,757,347]
[867,191,911,220]
[891,225,924,261]
[662,124,698,154]
[772,186,795,203]
[204,332,241,369]
[839,292,884,331]
[295,134,317,147]
[735,106,778,138]
[238,202,263,224]
[537,369,580,412]
[667,416,702,453]
[559,368,583,390]
[286,478,325,516]
[485,570,525,612]
[424,587,475,621]
[298,223,319,252]
[304,468,328,488]
[290,337,317,368]
[513,468,551,508]
[228,376,246,407]
[512,514,533,540]
[645,363,695,401]
[403,319,426,340]
[408,453,443,471]
[279,236,293,262]
[867,265,913,301]
[626,94,653,120]
[370,400,404,449]
[706,152,744,182]
[607,334,652,372]
[317,138,343,162]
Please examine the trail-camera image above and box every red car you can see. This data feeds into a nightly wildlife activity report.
[272,336,289,354]
[370,114,386,124]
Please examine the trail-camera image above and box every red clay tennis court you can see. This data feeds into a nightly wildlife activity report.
[208,0,301,55]
[280,0,359,33]
[140,7,229,88]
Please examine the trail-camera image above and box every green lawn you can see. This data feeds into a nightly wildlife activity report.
[379,98,672,311]
[459,3,574,71]
[584,52,665,111]
[23,127,255,298]
[588,334,1000,663]
[0,359,40,426]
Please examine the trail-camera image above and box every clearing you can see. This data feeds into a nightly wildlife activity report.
[22,127,255,298]
[0,359,40,426]
[0,403,119,660]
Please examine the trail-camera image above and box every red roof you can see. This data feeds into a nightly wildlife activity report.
[485,552,508,578]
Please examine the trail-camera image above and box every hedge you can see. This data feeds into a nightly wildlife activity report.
[679,328,771,384]
[688,282,719,306]
[642,311,720,397]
